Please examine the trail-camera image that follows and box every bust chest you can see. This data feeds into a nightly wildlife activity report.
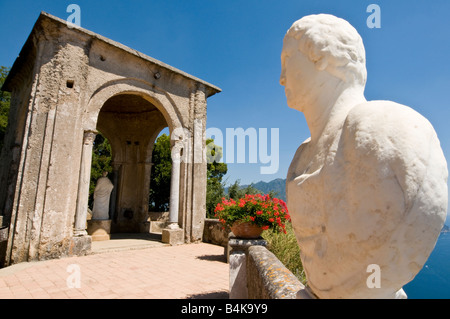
[286,137,340,236]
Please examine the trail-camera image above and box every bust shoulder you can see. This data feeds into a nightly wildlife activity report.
[337,100,447,213]
[342,100,439,157]
[345,100,435,138]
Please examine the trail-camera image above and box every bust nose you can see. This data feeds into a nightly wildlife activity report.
[280,69,286,86]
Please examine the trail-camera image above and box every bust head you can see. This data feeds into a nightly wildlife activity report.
[280,14,367,112]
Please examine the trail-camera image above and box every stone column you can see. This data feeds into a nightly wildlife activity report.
[228,234,267,299]
[168,140,183,228]
[190,86,208,242]
[162,140,184,245]
[74,130,97,236]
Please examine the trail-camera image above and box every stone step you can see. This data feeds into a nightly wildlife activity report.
[149,221,168,234]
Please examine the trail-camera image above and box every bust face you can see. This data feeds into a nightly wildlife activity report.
[280,37,321,113]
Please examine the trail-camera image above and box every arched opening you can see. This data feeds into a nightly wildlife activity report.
[147,128,171,234]
[92,93,168,234]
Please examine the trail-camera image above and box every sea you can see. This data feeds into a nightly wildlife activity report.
[403,226,450,299]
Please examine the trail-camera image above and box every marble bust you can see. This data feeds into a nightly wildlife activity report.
[92,172,114,220]
[281,14,448,299]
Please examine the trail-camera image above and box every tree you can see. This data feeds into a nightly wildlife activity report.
[227,180,262,201]
[148,135,228,216]
[206,138,227,218]
[206,138,227,180]
[0,66,11,150]
[148,133,172,211]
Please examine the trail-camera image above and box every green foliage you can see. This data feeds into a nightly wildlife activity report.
[262,222,307,284]
[206,140,227,178]
[226,180,277,201]
[206,138,227,218]
[148,133,172,212]
[206,177,226,218]
[89,133,112,206]
[0,66,11,150]
[250,178,286,201]
[148,135,228,214]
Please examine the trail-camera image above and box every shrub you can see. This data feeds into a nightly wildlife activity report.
[262,222,307,284]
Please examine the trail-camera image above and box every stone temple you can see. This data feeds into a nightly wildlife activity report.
[0,12,221,267]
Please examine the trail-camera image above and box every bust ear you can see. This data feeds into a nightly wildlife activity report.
[315,57,328,71]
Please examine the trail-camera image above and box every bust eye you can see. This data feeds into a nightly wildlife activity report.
[281,53,289,68]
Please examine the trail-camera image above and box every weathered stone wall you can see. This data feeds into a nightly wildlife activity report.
[0,22,92,264]
[202,218,229,247]
[246,245,304,299]
[228,235,305,299]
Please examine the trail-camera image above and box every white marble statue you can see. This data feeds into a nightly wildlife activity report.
[92,172,114,220]
[281,14,448,299]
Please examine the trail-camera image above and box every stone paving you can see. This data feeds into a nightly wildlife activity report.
[0,238,229,299]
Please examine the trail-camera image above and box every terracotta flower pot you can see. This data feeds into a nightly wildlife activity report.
[231,221,263,239]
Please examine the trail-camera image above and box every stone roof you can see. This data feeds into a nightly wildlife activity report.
[3,11,222,97]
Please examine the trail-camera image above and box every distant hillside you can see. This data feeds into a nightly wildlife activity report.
[238,178,286,201]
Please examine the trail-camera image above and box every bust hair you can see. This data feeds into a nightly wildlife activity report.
[284,14,367,86]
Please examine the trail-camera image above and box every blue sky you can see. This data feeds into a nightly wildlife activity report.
[1,0,449,219]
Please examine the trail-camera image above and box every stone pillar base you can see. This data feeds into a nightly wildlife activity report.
[69,235,92,257]
[0,227,8,268]
[162,227,184,245]
[87,219,112,241]
[228,234,267,299]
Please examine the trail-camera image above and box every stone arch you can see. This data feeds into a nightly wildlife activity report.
[83,80,182,233]
[85,78,183,134]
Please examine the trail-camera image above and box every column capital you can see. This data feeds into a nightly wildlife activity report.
[83,130,98,145]
[171,139,184,163]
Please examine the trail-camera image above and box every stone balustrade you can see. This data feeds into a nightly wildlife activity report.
[228,235,306,299]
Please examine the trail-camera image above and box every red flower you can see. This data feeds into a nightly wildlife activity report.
[214,194,290,235]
